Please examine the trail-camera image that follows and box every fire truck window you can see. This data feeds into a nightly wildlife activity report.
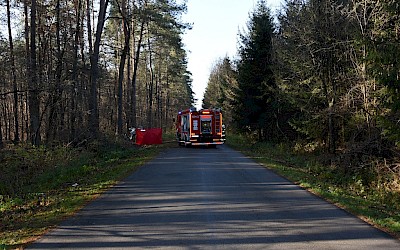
[201,120,211,133]
[183,116,188,132]
[193,120,198,131]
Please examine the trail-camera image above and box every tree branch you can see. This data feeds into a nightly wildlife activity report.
[0,89,27,97]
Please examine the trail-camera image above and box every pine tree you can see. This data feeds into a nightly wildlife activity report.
[277,0,357,152]
[366,0,400,144]
[202,57,237,126]
[234,0,277,140]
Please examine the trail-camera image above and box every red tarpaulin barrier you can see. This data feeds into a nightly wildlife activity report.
[135,128,162,145]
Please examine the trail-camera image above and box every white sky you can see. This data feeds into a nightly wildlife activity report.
[181,0,284,109]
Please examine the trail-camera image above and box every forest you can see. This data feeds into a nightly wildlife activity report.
[0,0,400,181]
[1,0,400,179]
[0,0,193,147]
[203,0,400,173]
[1,0,400,244]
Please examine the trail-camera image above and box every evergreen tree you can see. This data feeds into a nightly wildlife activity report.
[277,0,356,152]
[234,0,277,140]
[202,56,237,126]
[366,0,400,144]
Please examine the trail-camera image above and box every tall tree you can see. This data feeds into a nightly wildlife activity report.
[203,56,237,126]
[89,0,110,137]
[234,0,277,140]
[46,0,64,142]
[6,0,19,143]
[0,0,193,145]
[71,0,83,141]
[366,0,400,143]
[115,0,131,135]
[130,1,147,129]
[28,0,40,146]
[277,0,355,152]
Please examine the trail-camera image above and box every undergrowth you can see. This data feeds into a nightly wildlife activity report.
[227,134,400,239]
[0,136,167,249]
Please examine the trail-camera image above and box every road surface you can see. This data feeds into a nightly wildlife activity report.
[29,145,400,249]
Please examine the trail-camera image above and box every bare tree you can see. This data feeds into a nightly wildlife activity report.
[6,0,19,143]
[89,0,110,138]
[131,15,146,128]
[116,0,131,135]
[28,0,40,146]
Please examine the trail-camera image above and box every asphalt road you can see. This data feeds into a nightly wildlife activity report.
[29,145,400,249]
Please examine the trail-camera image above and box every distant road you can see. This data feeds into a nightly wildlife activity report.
[29,145,400,250]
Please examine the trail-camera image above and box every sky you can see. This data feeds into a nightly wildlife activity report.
[181,0,284,109]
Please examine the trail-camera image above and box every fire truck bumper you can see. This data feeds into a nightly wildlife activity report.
[189,142,225,146]
[187,138,225,146]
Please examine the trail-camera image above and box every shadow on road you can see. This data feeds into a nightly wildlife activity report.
[29,146,400,249]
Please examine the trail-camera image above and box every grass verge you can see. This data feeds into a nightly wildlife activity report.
[0,136,173,249]
[227,134,400,240]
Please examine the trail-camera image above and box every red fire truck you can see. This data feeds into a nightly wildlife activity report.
[176,107,225,147]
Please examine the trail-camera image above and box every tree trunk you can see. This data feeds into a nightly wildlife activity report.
[164,68,169,132]
[131,21,145,128]
[7,0,19,143]
[89,0,109,138]
[71,0,82,142]
[117,0,130,135]
[316,0,336,154]
[28,0,40,146]
[23,0,30,142]
[0,112,3,148]
[146,25,154,128]
[86,0,93,55]
[47,0,63,142]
